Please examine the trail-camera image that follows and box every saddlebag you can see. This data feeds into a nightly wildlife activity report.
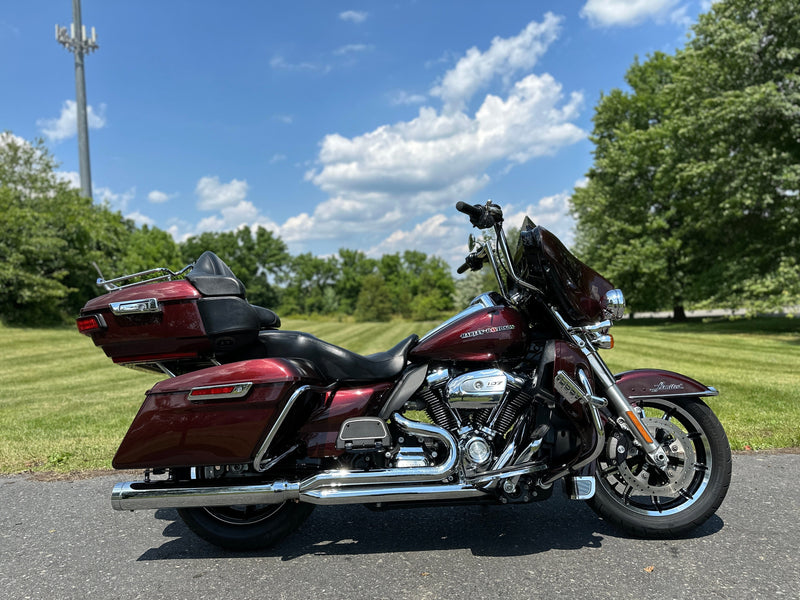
[112,358,320,469]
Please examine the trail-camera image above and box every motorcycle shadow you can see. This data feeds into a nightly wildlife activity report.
[137,494,723,561]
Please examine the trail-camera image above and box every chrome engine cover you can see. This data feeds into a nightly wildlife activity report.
[445,368,510,409]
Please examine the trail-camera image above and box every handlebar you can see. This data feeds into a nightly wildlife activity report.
[455,201,484,220]
[456,200,503,230]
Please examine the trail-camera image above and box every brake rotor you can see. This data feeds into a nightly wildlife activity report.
[611,417,697,497]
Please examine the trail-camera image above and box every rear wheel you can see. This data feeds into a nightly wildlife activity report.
[177,501,314,551]
[589,396,731,537]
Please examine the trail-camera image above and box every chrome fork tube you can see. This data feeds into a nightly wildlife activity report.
[584,348,668,469]
[548,307,668,469]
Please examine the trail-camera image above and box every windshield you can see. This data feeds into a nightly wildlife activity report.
[512,217,614,325]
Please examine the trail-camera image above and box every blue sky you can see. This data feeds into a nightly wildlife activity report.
[2,1,712,265]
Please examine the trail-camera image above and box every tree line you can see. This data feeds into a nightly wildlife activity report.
[0,135,458,326]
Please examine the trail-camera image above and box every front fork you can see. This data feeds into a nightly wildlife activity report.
[550,309,669,470]
[584,350,669,469]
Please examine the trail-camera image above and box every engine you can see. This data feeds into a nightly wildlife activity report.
[415,367,537,475]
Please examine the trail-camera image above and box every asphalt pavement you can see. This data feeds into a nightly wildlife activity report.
[1,452,798,600]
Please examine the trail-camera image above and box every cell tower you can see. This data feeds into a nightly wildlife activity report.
[56,0,99,200]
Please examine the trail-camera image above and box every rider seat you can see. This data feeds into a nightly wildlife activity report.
[259,330,419,382]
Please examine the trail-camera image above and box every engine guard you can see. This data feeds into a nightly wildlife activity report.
[614,369,718,400]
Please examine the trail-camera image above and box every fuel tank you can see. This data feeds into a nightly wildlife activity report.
[410,299,527,362]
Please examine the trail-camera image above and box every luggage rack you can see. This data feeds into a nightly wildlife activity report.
[96,264,194,291]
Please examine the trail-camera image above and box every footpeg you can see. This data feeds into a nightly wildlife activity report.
[565,476,596,500]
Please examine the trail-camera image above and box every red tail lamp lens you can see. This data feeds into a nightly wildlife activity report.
[76,314,106,334]
[188,382,253,401]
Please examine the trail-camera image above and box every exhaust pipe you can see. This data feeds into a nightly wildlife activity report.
[111,413,487,511]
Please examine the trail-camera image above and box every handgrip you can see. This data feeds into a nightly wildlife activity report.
[456,201,483,219]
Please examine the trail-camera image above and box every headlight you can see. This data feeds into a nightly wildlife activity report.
[603,289,625,321]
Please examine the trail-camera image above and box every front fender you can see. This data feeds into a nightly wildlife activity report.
[614,369,718,400]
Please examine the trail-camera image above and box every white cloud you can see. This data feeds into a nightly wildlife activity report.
[126,211,155,227]
[580,0,683,27]
[334,43,373,55]
[304,73,583,237]
[339,10,367,24]
[270,55,328,72]
[502,192,575,246]
[148,190,176,203]
[366,213,469,263]
[195,176,249,211]
[389,90,428,106]
[269,153,287,164]
[95,185,136,212]
[430,13,562,112]
[36,100,107,142]
[0,131,28,148]
[55,170,81,190]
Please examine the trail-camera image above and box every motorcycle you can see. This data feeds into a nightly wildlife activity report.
[77,200,732,550]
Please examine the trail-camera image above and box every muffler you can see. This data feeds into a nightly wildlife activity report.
[111,413,487,511]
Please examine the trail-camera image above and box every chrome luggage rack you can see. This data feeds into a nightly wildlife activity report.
[96,264,194,291]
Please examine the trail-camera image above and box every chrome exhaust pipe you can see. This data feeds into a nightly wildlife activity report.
[111,413,474,511]
[111,480,301,511]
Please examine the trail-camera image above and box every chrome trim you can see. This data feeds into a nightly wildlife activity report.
[109,298,160,316]
[566,475,596,500]
[301,483,486,505]
[98,264,194,291]
[252,385,312,472]
[417,301,494,345]
[446,369,509,408]
[111,480,486,510]
[469,292,499,308]
[111,480,301,511]
[188,382,253,402]
[603,289,626,321]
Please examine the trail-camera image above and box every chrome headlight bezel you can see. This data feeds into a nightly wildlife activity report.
[603,289,625,321]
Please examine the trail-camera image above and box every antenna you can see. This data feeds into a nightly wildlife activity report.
[55,0,99,200]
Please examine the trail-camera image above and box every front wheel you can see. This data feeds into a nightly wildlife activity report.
[588,395,731,537]
[177,501,315,551]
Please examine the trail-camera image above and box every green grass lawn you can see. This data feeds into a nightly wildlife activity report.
[1,316,797,473]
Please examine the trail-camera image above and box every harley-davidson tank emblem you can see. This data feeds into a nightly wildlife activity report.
[649,381,686,393]
[460,325,516,339]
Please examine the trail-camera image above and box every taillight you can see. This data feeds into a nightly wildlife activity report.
[188,382,253,401]
[76,314,106,334]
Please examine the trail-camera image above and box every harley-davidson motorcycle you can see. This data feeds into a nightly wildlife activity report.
[77,200,731,550]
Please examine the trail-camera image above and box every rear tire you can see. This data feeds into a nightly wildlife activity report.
[177,501,314,551]
[588,395,731,537]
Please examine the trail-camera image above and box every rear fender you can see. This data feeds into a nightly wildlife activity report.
[113,358,321,469]
[614,369,718,401]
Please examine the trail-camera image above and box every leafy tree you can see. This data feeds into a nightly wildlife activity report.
[334,248,377,314]
[279,252,340,315]
[354,273,393,322]
[0,134,134,324]
[571,0,800,317]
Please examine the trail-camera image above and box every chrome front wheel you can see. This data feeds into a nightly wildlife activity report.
[589,396,731,537]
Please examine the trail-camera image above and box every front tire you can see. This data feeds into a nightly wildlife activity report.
[588,395,731,537]
[177,501,314,551]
